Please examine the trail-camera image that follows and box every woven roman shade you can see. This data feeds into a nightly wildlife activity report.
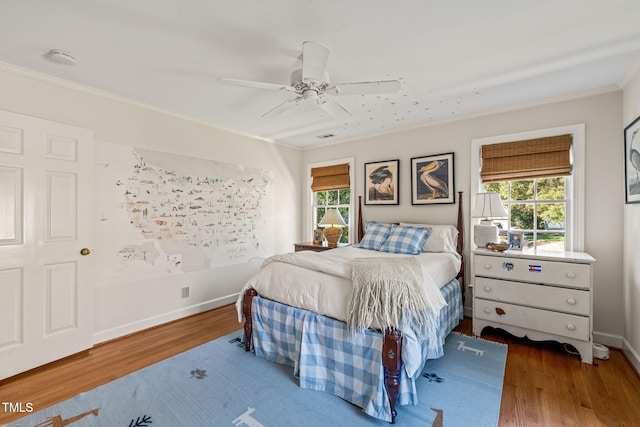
[480,134,572,182]
[311,163,350,191]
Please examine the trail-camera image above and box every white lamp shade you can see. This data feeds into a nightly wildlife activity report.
[318,209,347,227]
[472,192,507,248]
[471,192,508,219]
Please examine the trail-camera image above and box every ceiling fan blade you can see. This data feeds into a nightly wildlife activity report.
[302,41,330,82]
[329,80,402,96]
[317,98,352,121]
[261,96,302,119]
[217,77,295,92]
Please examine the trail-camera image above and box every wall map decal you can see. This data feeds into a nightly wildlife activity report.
[94,143,274,285]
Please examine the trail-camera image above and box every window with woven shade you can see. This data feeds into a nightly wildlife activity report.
[480,134,572,183]
[472,125,585,253]
[476,132,581,252]
[310,161,353,244]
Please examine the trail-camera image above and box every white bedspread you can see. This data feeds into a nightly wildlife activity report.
[235,245,462,377]
[236,246,460,324]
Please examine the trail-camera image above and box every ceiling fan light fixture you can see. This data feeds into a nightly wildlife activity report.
[46,49,76,65]
[302,89,319,100]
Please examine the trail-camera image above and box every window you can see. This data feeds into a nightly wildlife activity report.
[308,159,354,244]
[486,177,567,251]
[313,189,351,243]
[471,124,585,252]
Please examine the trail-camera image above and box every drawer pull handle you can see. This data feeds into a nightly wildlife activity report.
[567,298,577,305]
[566,324,576,331]
[484,286,492,292]
[567,272,577,279]
[484,264,492,270]
[484,308,491,314]
[495,307,506,316]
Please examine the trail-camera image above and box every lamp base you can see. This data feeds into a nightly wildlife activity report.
[474,222,499,248]
[323,226,343,248]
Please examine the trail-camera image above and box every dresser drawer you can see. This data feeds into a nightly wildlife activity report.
[475,255,591,289]
[474,277,590,315]
[474,298,590,341]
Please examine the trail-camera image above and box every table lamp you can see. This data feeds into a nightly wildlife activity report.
[471,192,508,248]
[318,209,347,247]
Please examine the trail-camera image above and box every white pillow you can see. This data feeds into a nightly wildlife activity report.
[399,223,459,253]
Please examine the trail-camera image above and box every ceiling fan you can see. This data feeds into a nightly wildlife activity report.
[217,41,402,120]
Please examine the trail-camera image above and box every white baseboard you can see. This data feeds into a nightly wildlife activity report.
[621,338,640,376]
[92,294,238,345]
[592,330,624,348]
[463,305,473,319]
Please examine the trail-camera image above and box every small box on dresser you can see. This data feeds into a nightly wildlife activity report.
[472,249,596,363]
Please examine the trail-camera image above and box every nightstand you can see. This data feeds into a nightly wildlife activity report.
[472,248,596,363]
[294,241,346,252]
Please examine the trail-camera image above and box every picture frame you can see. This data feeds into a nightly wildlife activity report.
[313,228,324,245]
[364,159,399,205]
[508,231,524,251]
[410,152,455,205]
[624,115,640,204]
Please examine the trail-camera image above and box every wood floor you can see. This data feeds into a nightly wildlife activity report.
[1,304,639,426]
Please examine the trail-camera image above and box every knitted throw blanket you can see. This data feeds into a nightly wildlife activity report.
[347,257,437,340]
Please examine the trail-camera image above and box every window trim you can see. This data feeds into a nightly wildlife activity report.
[470,124,585,251]
[306,157,355,244]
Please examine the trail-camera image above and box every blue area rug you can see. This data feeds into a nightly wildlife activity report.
[7,331,506,427]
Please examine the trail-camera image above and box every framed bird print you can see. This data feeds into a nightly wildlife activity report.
[364,159,399,205]
[624,115,640,204]
[410,152,455,205]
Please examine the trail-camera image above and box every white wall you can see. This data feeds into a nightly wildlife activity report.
[0,65,302,343]
[302,90,626,344]
[3,61,634,366]
[622,67,640,372]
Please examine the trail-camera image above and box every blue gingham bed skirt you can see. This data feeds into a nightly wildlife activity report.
[248,279,463,422]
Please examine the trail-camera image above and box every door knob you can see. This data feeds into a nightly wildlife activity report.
[80,248,91,256]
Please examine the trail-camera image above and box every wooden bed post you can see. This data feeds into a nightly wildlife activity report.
[456,191,465,303]
[357,195,364,243]
[242,289,257,352]
[382,328,402,424]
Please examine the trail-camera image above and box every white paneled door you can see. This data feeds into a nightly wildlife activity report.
[0,110,93,380]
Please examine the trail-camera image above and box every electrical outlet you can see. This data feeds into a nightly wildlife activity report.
[181,286,189,298]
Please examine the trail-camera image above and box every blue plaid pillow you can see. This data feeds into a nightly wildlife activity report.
[357,221,392,251]
[380,225,429,255]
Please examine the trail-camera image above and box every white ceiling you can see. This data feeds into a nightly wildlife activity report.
[1,1,640,148]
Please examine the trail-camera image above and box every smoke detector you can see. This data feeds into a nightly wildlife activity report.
[46,49,76,65]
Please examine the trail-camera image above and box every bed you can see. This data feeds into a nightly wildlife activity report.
[236,193,465,423]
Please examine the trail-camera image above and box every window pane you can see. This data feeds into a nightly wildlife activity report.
[340,227,349,243]
[535,232,565,251]
[511,180,534,200]
[536,177,565,200]
[316,191,327,205]
[537,203,565,230]
[485,182,508,201]
[510,203,534,230]
[339,189,350,205]
[523,232,534,249]
[326,190,338,206]
[494,218,508,231]
[337,207,349,223]
[316,207,326,226]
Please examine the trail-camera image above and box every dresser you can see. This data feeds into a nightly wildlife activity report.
[472,249,596,363]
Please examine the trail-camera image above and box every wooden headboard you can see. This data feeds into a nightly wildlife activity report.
[356,192,465,295]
